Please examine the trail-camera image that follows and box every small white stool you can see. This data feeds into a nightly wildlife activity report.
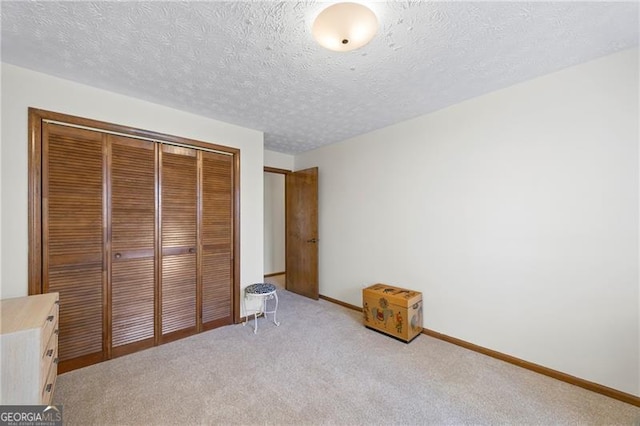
[243,283,280,334]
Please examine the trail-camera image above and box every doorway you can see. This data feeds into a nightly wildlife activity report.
[264,169,286,289]
[263,166,319,299]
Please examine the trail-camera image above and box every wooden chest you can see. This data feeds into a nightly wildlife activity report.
[362,284,422,342]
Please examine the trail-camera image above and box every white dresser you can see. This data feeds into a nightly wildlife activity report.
[0,292,59,405]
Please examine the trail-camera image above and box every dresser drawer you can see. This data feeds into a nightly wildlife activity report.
[40,330,58,391]
[41,356,57,405]
[40,300,58,357]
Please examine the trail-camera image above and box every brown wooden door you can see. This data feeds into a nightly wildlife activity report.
[43,123,106,372]
[160,145,198,342]
[285,167,319,299]
[200,151,234,330]
[109,135,156,357]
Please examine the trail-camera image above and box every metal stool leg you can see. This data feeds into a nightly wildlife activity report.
[253,309,258,334]
[262,295,268,321]
[272,291,280,326]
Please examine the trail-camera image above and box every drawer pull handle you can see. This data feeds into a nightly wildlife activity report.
[45,384,53,393]
[47,349,54,357]
[55,300,60,305]
[55,329,59,335]
[47,315,54,322]
[54,357,59,364]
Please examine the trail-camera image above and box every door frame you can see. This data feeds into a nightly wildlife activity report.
[263,166,290,284]
[28,108,242,323]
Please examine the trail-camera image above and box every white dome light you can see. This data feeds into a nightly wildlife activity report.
[312,3,379,52]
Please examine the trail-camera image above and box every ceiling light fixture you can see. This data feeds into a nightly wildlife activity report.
[312,2,378,52]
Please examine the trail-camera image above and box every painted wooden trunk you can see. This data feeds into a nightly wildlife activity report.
[362,283,422,343]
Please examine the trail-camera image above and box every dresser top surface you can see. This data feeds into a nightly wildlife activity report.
[0,293,59,334]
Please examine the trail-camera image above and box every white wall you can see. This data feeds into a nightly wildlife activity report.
[264,149,294,170]
[1,63,265,301]
[296,48,640,396]
[264,173,285,274]
[0,65,3,294]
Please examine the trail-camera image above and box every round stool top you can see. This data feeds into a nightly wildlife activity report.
[245,283,277,295]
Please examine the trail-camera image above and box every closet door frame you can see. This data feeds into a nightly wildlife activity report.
[28,108,241,325]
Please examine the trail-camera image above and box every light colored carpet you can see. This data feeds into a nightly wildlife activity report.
[54,289,640,425]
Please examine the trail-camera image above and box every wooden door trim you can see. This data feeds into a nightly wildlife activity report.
[30,108,239,155]
[103,133,112,360]
[196,151,203,332]
[155,145,163,343]
[28,108,241,331]
[28,109,42,296]
[58,352,105,374]
[264,166,291,175]
[232,154,241,323]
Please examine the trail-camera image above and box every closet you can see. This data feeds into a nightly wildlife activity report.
[30,109,239,372]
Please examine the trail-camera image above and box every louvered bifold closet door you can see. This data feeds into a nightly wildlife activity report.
[201,152,234,329]
[43,123,105,371]
[109,136,157,356]
[160,145,198,341]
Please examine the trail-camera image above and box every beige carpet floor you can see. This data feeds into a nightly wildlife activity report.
[54,289,640,425]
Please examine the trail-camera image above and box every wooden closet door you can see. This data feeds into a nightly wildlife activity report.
[43,123,105,371]
[109,136,156,356]
[200,152,234,329]
[160,145,197,341]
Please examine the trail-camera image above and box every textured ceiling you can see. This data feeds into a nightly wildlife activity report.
[1,1,638,154]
